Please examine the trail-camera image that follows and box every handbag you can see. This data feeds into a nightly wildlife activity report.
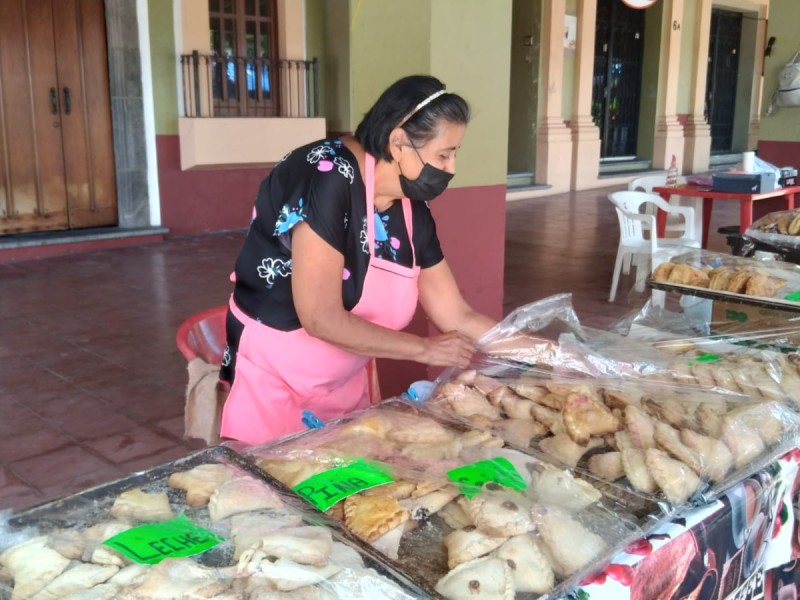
[767,51,800,115]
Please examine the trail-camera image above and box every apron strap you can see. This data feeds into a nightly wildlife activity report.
[364,153,416,265]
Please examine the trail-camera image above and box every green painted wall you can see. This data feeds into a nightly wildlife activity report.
[430,0,512,187]
[349,0,430,131]
[348,0,511,188]
[305,0,327,119]
[323,0,351,133]
[760,0,800,142]
[148,0,178,135]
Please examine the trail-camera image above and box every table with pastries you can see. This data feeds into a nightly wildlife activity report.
[2,295,800,599]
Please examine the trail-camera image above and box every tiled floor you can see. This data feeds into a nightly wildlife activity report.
[0,183,737,512]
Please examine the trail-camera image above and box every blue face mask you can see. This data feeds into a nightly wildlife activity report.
[399,145,454,202]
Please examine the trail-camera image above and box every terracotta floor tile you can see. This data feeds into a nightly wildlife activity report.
[84,426,178,464]
[0,186,745,511]
[0,427,74,465]
[9,445,111,489]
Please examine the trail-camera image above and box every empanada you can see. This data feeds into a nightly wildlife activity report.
[645,448,702,504]
[435,556,515,600]
[167,463,235,507]
[443,527,508,569]
[208,475,285,521]
[562,392,620,444]
[495,534,555,594]
[400,487,460,521]
[343,494,410,543]
[0,536,71,600]
[534,505,607,577]
[528,466,601,511]
[587,451,624,481]
[679,429,733,483]
[110,488,174,523]
[459,485,536,537]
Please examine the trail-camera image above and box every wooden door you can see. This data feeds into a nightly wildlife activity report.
[0,0,117,235]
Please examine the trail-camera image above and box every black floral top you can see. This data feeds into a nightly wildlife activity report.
[230,138,444,332]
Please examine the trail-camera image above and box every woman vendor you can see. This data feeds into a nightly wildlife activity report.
[219,74,497,445]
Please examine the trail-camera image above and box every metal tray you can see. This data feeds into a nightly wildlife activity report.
[244,400,659,599]
[647,279,800,313]
[0,445,430,600]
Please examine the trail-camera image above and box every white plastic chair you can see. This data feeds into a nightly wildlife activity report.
[628,174,703,242]
[608,191,701,302]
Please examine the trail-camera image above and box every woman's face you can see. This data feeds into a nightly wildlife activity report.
[399,120,466,178]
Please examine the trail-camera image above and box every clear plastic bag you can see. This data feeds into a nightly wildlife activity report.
[244,401,647,599]
[476,293,583,368]
[0,447,422,600]
[423,361,800,511]
[650,248,800,304]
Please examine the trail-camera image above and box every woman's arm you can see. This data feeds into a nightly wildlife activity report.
[418,259,497,341]
[291,222,475,367]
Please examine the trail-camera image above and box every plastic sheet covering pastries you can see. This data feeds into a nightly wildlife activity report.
[745,208,800,250]
[649,249,800,308]
[427,363,798,507]
[0,446,423,600]
[243,401,648,599]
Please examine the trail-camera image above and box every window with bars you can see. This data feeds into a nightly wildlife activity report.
[209,0,279,117]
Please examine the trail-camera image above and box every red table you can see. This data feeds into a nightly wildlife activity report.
[653,184,800,249]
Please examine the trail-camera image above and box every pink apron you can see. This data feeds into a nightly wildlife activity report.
[220,154,420,445]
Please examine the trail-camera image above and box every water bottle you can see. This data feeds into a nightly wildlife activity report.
[666,154,679,187]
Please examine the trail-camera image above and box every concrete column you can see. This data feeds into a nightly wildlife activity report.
[683,0,712,174]
[570,0,601,190]
[535,0,573,191]
[652,0,686,171]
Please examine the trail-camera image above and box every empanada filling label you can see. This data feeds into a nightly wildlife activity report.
[292,459,394,511]
[446,457,528,499]
[689,353,721,364]
[784,291,800,301]
[102,515,224,564]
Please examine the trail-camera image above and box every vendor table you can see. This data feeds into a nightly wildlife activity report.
[561,449,800,600]
[652,184,800,250]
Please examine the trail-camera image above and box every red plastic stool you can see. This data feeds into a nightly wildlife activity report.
[176,305,228,365]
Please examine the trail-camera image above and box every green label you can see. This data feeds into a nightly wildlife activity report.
[102,515,223,564]
[446,457,528,499]
[689,352,721,365]
[292,459,394,512]
[784,291,800,302]
[724,308,748,323]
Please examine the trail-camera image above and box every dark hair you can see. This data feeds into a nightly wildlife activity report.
[354,75,470,161]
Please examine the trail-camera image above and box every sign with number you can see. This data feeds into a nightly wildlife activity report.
[103,515,223,564]
[292,459,394,512]
[446,457,528,499]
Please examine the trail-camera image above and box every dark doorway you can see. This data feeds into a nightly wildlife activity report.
[592,0,645,160]
[706,9,742,154]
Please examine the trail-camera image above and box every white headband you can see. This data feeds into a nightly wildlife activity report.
[398,89,447,127]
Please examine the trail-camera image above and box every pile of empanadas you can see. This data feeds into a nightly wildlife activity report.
[0,460,417,600]
[753,209,800,236]
[428,369,798,505]
[649,342,800,409]
[652,261,789,299]
[251,409,638,599]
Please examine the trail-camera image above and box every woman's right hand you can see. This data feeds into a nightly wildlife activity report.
[422,331,476,368]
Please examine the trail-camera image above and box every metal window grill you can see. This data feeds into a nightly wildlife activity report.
[180,52,319,118]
